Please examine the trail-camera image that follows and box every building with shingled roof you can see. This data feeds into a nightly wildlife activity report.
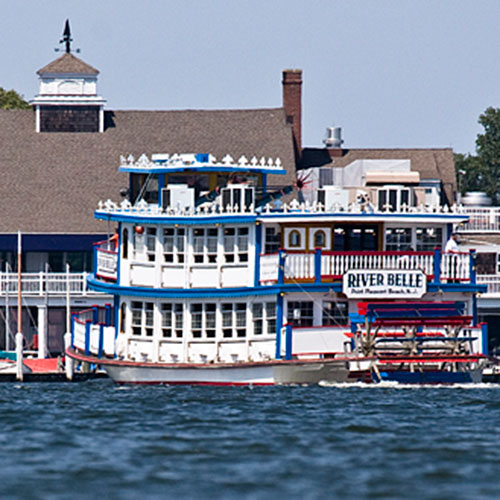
[0,29,296,353]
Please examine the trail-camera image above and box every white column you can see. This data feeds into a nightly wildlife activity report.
[154,230,162,289]
[64,332,74,381]
[16,332,23,381]
[217,225,223,288]
[37,305,48,359]
[99,106,104,133]
[182,302,189,362]
[152,300,160,362]
[186,228,194,288]
[35,106,41,133]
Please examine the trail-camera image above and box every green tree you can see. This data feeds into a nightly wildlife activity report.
[455,107,500,205]
[0,87,30,109]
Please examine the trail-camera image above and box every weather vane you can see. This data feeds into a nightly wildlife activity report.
[55,19,80,54]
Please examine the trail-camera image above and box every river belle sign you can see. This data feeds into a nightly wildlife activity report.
[342,270,426,299]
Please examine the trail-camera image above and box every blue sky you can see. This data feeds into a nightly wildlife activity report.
[1,0,499,153]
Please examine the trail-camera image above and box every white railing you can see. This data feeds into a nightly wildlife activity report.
[120,153,284,172]
[261,250,473,284]
[440,253,471,282]
[320,252,434,278]
[477,275,500,295]
[97,197,469,219]
[456,207,500,232]
[73,319,115,357]
[126,336,276,364]
[0,272,102,296]
[285,252,315,280]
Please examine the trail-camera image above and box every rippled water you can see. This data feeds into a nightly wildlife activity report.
[0,381,499,500]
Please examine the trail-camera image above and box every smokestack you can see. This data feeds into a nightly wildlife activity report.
[282,69,302,160]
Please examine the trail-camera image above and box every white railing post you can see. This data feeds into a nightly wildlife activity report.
[16,332,23,381]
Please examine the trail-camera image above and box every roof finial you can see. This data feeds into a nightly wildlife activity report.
[55,19,80,54]
[61,19,72,53]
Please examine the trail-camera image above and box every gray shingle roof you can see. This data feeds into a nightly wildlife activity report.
[300,147,456,204]
[0,108,295,233]
[37,53,99,75]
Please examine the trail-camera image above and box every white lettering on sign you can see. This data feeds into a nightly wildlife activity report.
[343,270,426,298]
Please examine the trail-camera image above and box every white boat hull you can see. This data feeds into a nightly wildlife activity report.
[104,363,275,385]
[66,348,351,386]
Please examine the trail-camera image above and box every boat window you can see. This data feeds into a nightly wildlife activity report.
[289,230,301,248]
[193,228,218,264]
[224,226,249,263]
[264,227,281,254]
[333,225,379,251]
[287,301,314,327]
[131,301,154,337]
[416,227,442,251]
[322,301,348,326]
[120,303,126,333]
[163,227,185,264]
[191,303,216,338]
[385,227,412,251]
[377,187,411,212]
[122,228,129,259]
[252,303,263,335]
[313,230,327,248]
[252,302,277,336]
[222,303,247,338]
[146,228,156,262]
[161,303,183,338]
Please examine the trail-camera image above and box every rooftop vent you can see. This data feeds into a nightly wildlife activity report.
[323,126,343,148]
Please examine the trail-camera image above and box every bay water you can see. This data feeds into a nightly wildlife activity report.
[0,380,499,499]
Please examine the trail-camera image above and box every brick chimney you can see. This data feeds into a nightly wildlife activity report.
[282,69,302,160]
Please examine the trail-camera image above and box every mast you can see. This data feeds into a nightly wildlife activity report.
[5,262,9,351]
[17,231,21,337]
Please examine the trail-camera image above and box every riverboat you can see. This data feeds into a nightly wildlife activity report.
[65,152,488,384]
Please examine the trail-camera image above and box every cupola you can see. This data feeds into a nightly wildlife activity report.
[30,20,106,133]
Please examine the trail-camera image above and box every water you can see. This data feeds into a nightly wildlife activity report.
[0,381,499,500]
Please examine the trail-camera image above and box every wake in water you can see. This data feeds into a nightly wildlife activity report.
[318,380,500,389]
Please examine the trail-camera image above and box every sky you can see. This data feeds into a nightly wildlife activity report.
[1,0,500,154]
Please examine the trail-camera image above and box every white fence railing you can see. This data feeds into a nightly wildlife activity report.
[456,207,500,232]
[262,251,473,284]
[440,253,471,282]
[319,252,435,278]
[477,275,500,295]
[0,272,102,296]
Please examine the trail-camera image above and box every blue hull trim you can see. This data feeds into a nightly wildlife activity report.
[377,371,475,384]
[88,275,486,297]
[88,276,345,298]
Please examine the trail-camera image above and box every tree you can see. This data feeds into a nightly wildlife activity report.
[0,87,30,109]
[455,107,500,205]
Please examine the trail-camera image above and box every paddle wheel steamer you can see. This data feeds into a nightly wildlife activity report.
[65,152,488,384]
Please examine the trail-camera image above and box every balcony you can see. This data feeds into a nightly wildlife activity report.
[260,249,476,286]
[456,207,500,233]
[477,275,500,297]
[0,272,102,297]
